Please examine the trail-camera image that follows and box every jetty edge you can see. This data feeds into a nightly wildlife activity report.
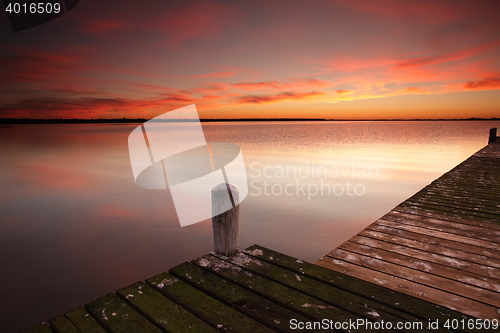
[23,128,499,332]
[317,128,500,321]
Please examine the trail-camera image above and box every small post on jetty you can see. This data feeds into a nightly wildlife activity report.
[489,128,497,144]
[212,183,239,256]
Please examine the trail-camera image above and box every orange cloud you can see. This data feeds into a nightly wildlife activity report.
[235,91,325,104]
[463,76,500,90]
[233,78,329,91]
[394,39,500,70]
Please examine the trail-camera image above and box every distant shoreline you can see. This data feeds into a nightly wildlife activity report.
[0,117,498,124]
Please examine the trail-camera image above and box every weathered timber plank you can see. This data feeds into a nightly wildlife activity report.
[428,181,500,197]
[116,281,216,333]
[170,261,315,333]
[207,252,438,333]
[48,315,79,333]
[85,293,162,333]
[21,322,53,333]
[423,186,500,203]
[393,207,500,231]
[146,272,274,333]
[405,198,500,219]
[245,245,474,333]
[416,183,500,203]
[339,241,500,293]
[349,235,500,280]
[383,211,500,238]
[410,191,500,213]
[190,254,363,329]
[315,256,500,320]
[473,143,500,158]
[358,229,500,270]
[64,307,107,333]
[401,201,500,223]
[365,224,500,261]
[379,214,500,245]
[327,249,500,308]
[375,219,500,252]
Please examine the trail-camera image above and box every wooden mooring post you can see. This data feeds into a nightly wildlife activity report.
[211,183,239,256]
[489,127,497,143]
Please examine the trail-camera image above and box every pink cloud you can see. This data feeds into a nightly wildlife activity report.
[191,71,234,78]
[80,20,130,34]
[150,1,241,46]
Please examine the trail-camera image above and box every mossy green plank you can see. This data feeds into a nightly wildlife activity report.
[190,255,386,333]
[212,252,435,333]
[245,245,484,333]
[65,307,107,333]
[170,261,316,333]
[21,322,53,333]
[48,315,79,333]
[85,292,161,333]
[146,272,273,333]
[117,281,216,333]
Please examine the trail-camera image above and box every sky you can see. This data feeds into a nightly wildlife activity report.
[0,0,500,119]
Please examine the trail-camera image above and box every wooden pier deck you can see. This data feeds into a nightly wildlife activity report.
[317,134,500,320]
[24,131,500,332]
[24,244,484,333]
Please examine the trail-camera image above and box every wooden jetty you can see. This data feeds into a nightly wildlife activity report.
[24,130,500,333]
[316,129,500,320]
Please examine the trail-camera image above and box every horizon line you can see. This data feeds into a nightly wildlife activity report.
[0,117,499,124]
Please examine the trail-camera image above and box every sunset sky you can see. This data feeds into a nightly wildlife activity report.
[1,0,499,119]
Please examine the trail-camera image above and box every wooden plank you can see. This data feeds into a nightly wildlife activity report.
[349,235,500,280]
[375,219,500,252]
[358,228,500,270]
[190,254,362,329]
[146,272,274,333]
[64,307,107,333]
[429,182,500,197]
[326,249,500,308]
[381,213,500,243]
[425,186,500,203]
[365,224,500,261]
[116,281,216,333]
[338,241,500,293]
[416,183,500,203]
[393,207,500,231]
[48,315,79,333]
[21,322,53,333]
[170,261,314,333]
[205,252,435,333]
[85,293,162,333]
[406,198,500,219]
[410,191,500,213]
[244,244,475,333]
[383,211,500,238]
[401,201,500,223]
[315,256,500,320]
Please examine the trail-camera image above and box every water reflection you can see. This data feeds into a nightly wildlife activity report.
[0,120,498,332]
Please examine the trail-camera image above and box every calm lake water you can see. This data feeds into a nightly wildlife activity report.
[0,120,498,332]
